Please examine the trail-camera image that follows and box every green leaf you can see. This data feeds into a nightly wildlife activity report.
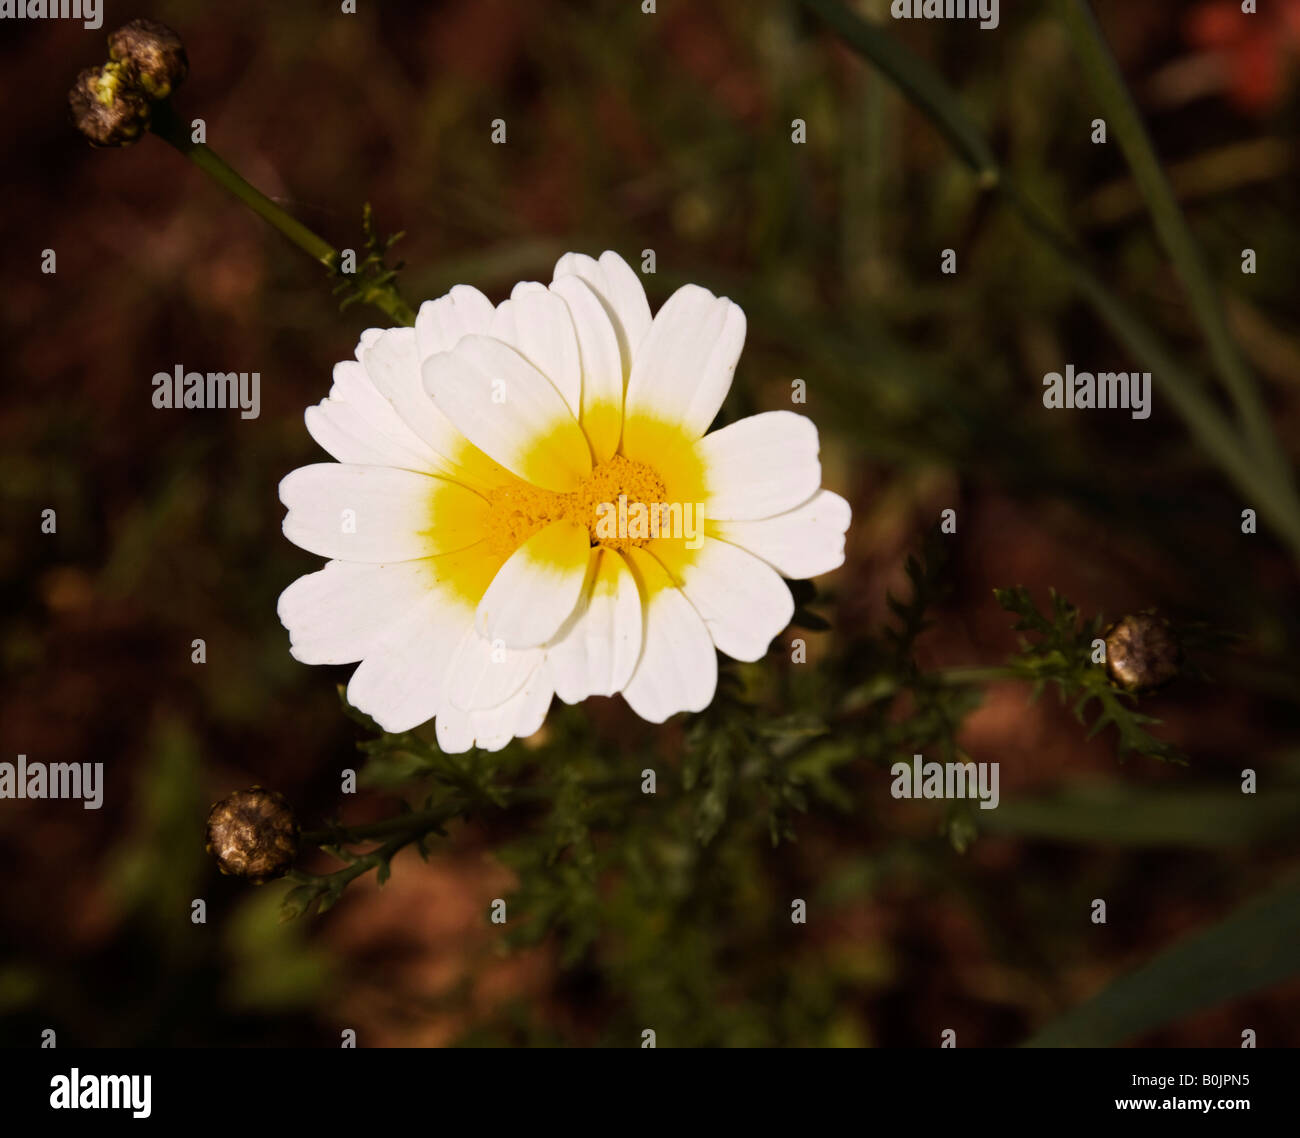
[1024,872,1300,1046]
[996,587,1186,762]
[693,740,735,846]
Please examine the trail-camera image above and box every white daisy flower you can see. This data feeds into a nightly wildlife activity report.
[277,251,851,752]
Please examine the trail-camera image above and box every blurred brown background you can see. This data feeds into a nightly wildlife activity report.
[2,0,1299,1046]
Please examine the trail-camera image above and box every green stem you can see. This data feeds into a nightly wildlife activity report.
[935,665,1019,686]
[300,776,643,855]
[303,831,414,891]
[148,102,416,327]
[301,803,467,848]
[795,0,1300,564]
[1055,0,1292,492]
[291,800,471,900]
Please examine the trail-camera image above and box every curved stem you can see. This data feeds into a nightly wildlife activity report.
[148,101,416,327]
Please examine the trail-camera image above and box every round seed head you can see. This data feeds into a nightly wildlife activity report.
[1104,612,1181,693]
[68,62,152,147]
[108,18,189,100]
[205,787,300,884]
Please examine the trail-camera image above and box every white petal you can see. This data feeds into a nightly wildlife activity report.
[305,356,440,472]
[696,410,821,521]
[433,703,476,753]
[444,624,543,712]
[423,335,592,492]
[360,325,476,478]
[620,547,717,723]
[435,664,554,753]
[471,668,554,752]
[549,275,626,463]
[656,538,793,662]
[552,250,652,374]
[490,282,583,421]
[279,464,488,562]
[277,559,438,665]
[476,667,553,749]
[476,520,592,648]
[414,284,495,357]
[623,284,745,444]
[547,548,643,703]
[345,594,470,733]
[712,490,851,579]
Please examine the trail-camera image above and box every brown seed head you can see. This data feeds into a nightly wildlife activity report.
[205,787,299,884]
[108,19,188,100]
[1104,612,1181,693]
[68,62,152,147]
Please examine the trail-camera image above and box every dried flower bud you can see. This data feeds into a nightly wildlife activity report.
[205,787,299,884]
[1104,612,1181,693]
[108,19,188,100]
[68,62,152,148]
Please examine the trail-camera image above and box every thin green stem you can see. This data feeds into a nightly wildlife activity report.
[299,831,414,891]
[935,665,1019,686]
[299,776,646,857]
[1055,0,1292,492]
[796,0,1300,564]
[290,800,470,905]
[301,803,468,848]
[148,102,416,327]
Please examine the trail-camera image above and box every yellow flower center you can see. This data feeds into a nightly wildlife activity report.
[484,455,667,557]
